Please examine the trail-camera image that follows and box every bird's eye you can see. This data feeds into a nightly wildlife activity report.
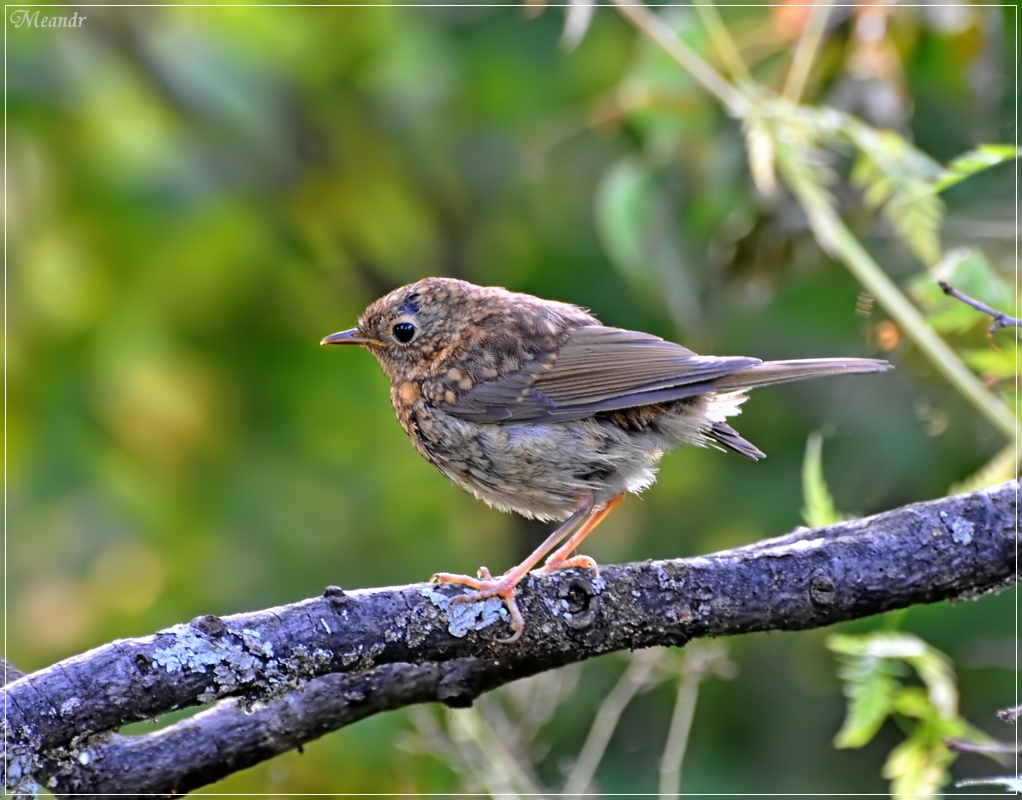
[392,322,416,344]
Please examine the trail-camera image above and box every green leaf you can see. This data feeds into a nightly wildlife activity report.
[883,732,952,799]
[960,343,1018,380]
[933,144,1021,193]
[828,632,968,794]
[834,632,955,719]
[935,716,997,751]
[844,124,944,265]
[829,631,925,659]
[827,634,917,749]
[832,654,900,748]
[800,432,845,527]
[892,686,933,719]
[906,647,957,719]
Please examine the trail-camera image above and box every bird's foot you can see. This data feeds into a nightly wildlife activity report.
[431,569,525,643]
[536,552,600,577]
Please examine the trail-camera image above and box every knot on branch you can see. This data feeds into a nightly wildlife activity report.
[809,571,837,606]
[557,574,600,630]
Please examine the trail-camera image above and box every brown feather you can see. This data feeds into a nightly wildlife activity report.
[444,325,760,422]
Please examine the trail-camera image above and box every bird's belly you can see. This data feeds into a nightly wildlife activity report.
[410,408,662,521]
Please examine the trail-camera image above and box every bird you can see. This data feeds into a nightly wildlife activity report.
[321,277,891,642]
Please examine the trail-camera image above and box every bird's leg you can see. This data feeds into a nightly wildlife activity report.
[536,493,625,575]
[431,494,596,642]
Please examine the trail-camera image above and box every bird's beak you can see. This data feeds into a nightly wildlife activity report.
[320,328,371,346]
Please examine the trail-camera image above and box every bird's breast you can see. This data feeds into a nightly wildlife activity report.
[389,394,664,521]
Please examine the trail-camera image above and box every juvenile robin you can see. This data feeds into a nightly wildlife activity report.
[322,277,891,642]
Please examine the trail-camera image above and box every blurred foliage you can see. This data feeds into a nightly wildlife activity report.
[7,1,1015,794]
[933,143,1020,193]
[909,247,1018,493]
[828,632,993,798]
[401,643,735,795]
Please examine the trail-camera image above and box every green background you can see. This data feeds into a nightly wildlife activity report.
[7,3,1015,794]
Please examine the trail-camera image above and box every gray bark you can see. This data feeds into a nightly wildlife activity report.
[4,481,1017,797]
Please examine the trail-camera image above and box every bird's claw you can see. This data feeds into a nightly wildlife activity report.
[430,570,525,641]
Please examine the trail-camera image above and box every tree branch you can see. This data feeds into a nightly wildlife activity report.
[5,481,1017,796]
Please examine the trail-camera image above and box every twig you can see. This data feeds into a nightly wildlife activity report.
[956,776,1022,791]
[608,0,748,116]
[691,2,753,86]
[945,737,1020,756]
[939,280,1022,334]
[998,704,1022,724]
[783,0,834,102]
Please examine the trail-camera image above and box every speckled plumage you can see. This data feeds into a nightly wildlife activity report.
[322,277,891,640]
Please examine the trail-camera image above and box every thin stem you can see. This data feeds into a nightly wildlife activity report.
[450,705,548,798]
[563,648,664,795]
[609,0,748,116]
[777,154,1017,439]
[658,670,699,797]
[783,0,834,102]
[691,2,753,86]
[658,643,735,798]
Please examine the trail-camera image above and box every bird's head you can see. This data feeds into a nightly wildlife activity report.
[321,277,477,382]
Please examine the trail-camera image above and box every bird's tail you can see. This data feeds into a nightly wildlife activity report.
[713,358,892,392]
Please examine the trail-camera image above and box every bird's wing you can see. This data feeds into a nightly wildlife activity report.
[443,325,760,423]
